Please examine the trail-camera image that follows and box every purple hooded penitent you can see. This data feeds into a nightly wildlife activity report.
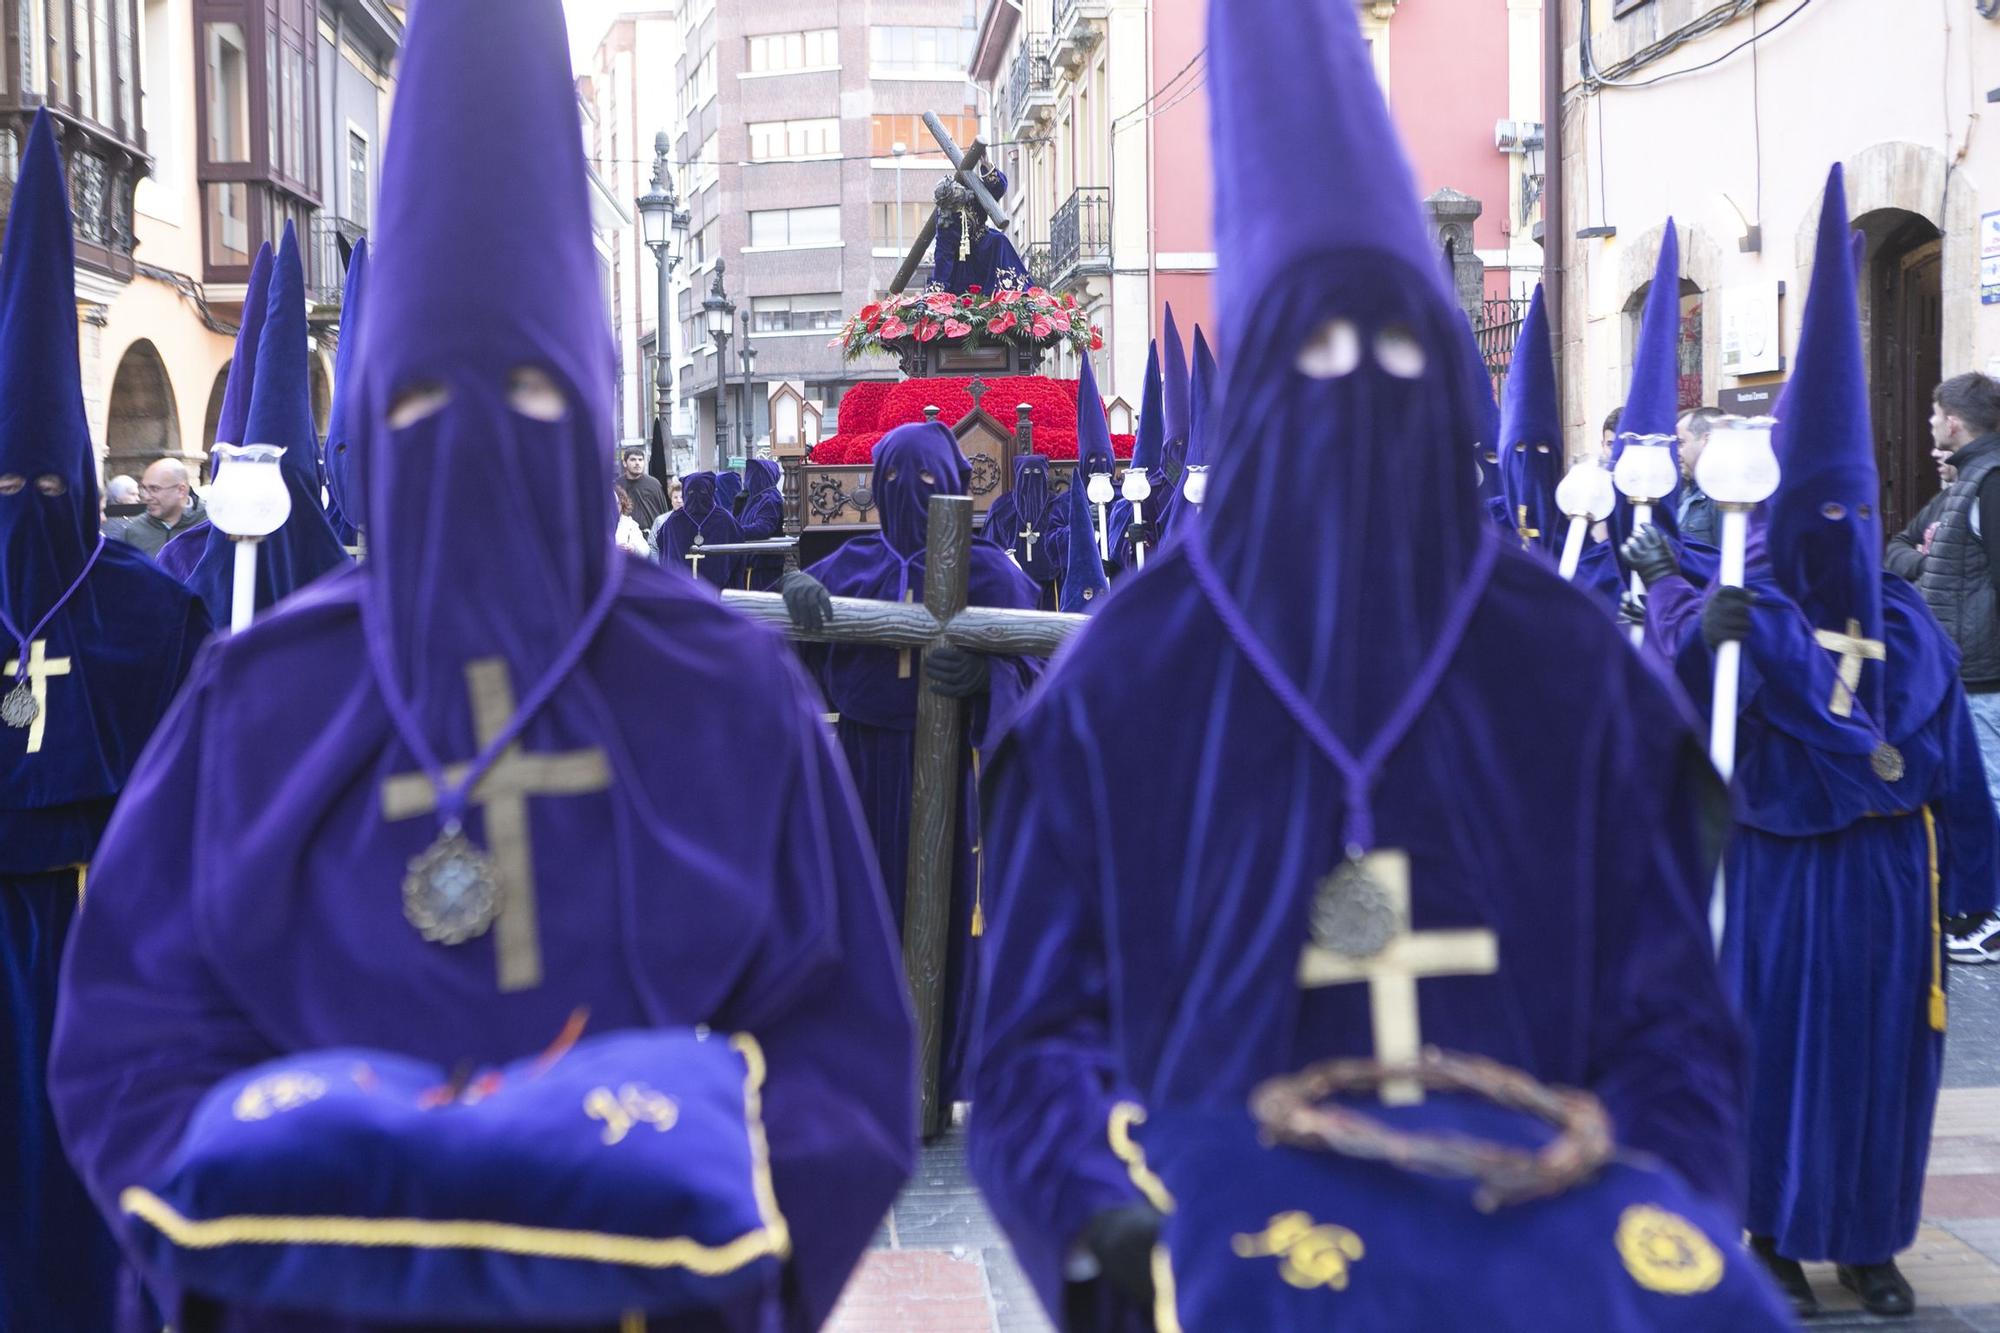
[154,243,273,581]
[658,471,743,589]
[184,221,352,628]
[0,110,205,1333]
[1658,164,1997,1269]
[1610,222,1687,553]
[801,421,1041,1101]
[966,1,1747,1326]
[50,5,914,1328]
[321,238,370,540]
[734,456,786,590]
[1058,356,1112,613]
[1496,284,1563,558]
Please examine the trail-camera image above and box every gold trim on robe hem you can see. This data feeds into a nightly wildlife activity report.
[1106,1102,1175,1215]
[119,1033,792,1276]
[1924,805,1945,1032]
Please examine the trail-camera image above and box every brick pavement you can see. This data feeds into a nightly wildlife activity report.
[829,968,2000,1331]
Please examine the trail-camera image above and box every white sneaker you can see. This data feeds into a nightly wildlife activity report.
[1947,913,2000,965]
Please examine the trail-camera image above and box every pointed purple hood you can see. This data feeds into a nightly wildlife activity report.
[352,0,617,716]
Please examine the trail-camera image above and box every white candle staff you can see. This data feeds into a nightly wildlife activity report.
[204,444,293,633]
[1554,459,1617,582]
[1611,433,1679,649]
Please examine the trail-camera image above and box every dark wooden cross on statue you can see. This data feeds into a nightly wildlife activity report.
[723,495,1084,1134]
[888,111,1016,296]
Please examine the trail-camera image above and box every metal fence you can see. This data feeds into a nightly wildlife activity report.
[1475,296,1532,403]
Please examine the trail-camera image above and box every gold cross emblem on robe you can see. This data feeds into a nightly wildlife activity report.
[5,639,70,755]
[380,658,612,993]
[1297,849,1500,1106]
[1516,505,1540,550]
[684,535,706,581]
[1812,617,1885,718]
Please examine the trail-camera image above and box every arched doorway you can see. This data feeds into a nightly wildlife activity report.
[1858,208,1944,539]
[105,340,181,481]
[201,363,230,458]
[1623,278,1706,414]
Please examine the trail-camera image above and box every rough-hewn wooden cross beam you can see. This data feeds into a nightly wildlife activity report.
[723,495,1084,1134]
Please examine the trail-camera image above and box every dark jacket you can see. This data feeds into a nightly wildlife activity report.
[621,473,669,533]
[1676,483,1720,549]
[1917,434,2000,689]
[1885,490,1950,583]
[118,493,206,559]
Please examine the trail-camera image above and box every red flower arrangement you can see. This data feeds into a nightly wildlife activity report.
[833,282,1101,361]
[806,375,1137,464]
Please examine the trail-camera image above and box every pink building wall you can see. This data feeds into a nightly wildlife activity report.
[1144,0,1531,346]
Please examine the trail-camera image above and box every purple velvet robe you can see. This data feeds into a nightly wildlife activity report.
[658,473,743,590]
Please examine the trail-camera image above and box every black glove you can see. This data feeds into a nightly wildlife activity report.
[1125,519,1156,551]
[1620,524,1680,589]
[1701,585,1759,651]
[1082,1203,1163,1313]
[923,643,991,698]
[1617,590,1647,629]
[778,571,832,634]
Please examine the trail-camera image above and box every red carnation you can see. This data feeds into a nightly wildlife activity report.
[967,284,983,294]
[943,318,973,338]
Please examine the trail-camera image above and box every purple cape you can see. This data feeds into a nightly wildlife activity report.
[734,458,785,591]
[48,4,912,1328]
[801,423,1041,1099]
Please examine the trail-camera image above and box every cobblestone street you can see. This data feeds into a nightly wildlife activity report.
[830,967,2000,1331]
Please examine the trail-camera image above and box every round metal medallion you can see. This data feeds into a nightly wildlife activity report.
[1871,742,1906,783]
[0,681,37,730]
[1309,860,1400,959]
[402,826,502,946]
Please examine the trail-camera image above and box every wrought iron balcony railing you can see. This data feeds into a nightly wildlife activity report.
[1049,186,1110,288]
[1006,37,1053,133]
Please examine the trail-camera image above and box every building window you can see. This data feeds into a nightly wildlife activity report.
[749,205,840,248]
[751,294,842,333]
[747,29,836,74]
[748,117,838,161]
[206,180,249,267]
[868,25,975,79]
[870,112,976,158]
[205,21,250,161]
[347,127,368,222]
[870,201,930,252]
[680,47,714,110]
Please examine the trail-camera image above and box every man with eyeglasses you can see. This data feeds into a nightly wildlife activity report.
[119,457,205,558]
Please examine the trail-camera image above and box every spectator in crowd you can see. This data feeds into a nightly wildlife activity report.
[1885,446,1954,583]
[614,484,650,556]
[1918,371,2000,963]
[119,457,205,558]
[100,474,138,539]
[1675,405,1727,548]
[1600,405,1622,462]
[619,444,668,532]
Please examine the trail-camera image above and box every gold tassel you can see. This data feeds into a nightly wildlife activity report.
[969,752,986,937]
[1925,805,1946,1032]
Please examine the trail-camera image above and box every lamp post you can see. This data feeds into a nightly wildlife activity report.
[703,261,735,472]
[738,308,760,463]
[635,132,691,466]
[1610,432,1679,648]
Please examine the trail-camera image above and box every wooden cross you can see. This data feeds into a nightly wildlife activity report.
[722,496,1085,1134]
[887,112,1014,295]
[1296,849,1499,1106]
[1813,617,1885,718]
[379,659,612,993]
[5,639,70,755]
[897,588,919,678]
[1516,505,1540,550]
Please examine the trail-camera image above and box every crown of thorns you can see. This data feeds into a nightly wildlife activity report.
[1248,1047,1614,1212]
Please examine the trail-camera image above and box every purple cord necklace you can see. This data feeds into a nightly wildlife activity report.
[1,534,105,732]
[362,554,626,946]
[1185,528,1499,962]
